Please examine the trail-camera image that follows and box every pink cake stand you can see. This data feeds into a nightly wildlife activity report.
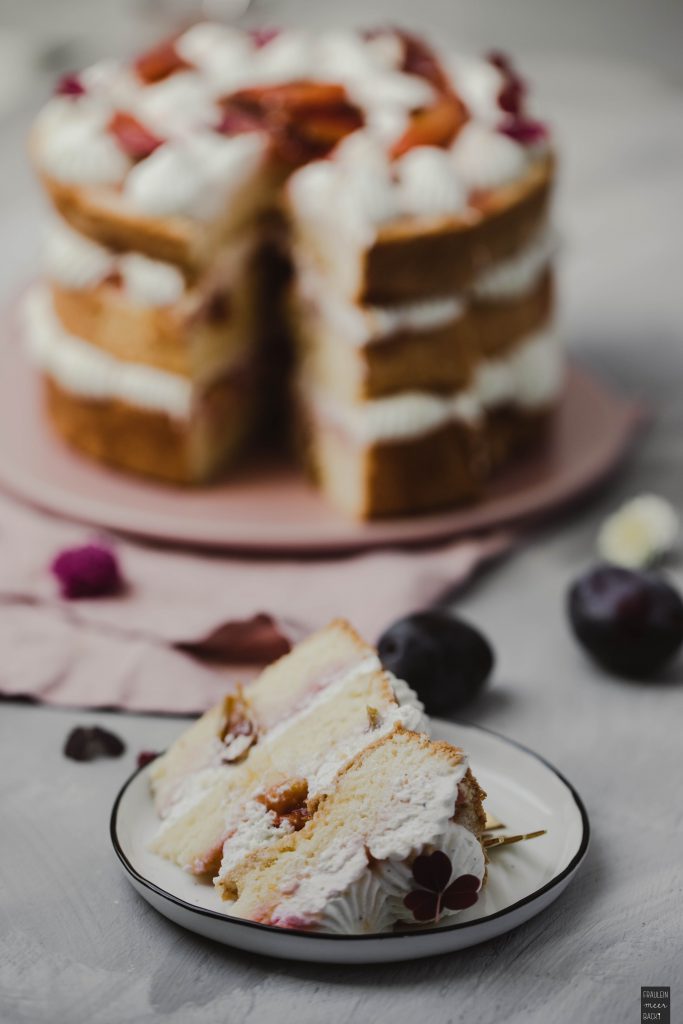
[0,318,642,553]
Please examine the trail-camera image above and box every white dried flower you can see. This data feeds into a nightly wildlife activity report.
[597,494,680,568]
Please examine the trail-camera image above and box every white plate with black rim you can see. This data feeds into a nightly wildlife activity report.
[110,721,589,964]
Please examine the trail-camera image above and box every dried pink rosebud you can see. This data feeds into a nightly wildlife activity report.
[500,117,548,145]
[51,543,123,599]
[250,27,280,48]
[498,77,525,116]
[55,73,86,98]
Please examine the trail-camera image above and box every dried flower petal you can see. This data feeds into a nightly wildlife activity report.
[500,117,548,145]
[442,873,480,911]
[598,494,680,569]
[137,750,160,769]
[55,73,86,98]
[51,543,123,599]
[403,889,439,922]
[411,849,452,893]
[250,27,280,48]
[64,726,125,761]
[498,78,525,116]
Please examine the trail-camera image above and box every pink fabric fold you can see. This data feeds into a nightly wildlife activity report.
[0,491,513,713]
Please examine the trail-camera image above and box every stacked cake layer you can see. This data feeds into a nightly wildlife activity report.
[26,218,264,482]
[25,24,561,514]
[149,620,487,934]
[287,131,559,516]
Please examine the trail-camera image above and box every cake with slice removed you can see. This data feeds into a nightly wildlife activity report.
[25,25,561,515]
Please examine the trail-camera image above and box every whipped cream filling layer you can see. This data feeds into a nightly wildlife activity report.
[45,217,186,306]
[295,225,554,346]
[24,286,193,418]
[157,659,424,843]
[471,226,556,301]
[308,326,562,444]
[44,217,259,315]
[212,671,427,882]
[295,265,465,347]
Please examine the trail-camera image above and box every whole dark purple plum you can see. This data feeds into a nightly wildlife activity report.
[378,610,494,714]
[568,565,683,678]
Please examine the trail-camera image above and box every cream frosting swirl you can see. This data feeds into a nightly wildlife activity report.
[448,55,504,126]
[34,97,131,185]
[124,131,267,219]
[44,217,188,307]
[44,217,116,289]
[396,146,467,218]
[375,820,486,924]
[450,121,528,191]
[132,71,218,138]
[119,253,186,307]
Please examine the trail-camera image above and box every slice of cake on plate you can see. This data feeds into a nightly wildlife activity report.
[148,620,487,933]
[150,620,425,874]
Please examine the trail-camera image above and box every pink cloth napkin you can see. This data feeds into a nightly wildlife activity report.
[0,490,512,713]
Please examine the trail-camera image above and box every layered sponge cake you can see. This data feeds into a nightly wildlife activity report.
[148,620,487,933]
[25,25,560,515]
[221,728,486,932]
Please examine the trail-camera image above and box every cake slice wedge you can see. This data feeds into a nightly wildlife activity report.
[149,620,425,874]
[219,726,486,933]
[150,619,379,817]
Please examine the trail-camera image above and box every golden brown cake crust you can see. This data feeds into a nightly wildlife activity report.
[43,372,255,484]
[50,279,255,379]
[306,416,486,519]
[304,401,558,519]
[293,271,554,402]
[362,155,554,303]
[36,159,284,273]
[38,170,201,271]
[470,269,553,360]
[485,404,556,470]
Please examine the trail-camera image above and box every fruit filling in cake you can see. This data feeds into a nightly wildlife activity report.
[25,25,559,516]
[148,620,487,933]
